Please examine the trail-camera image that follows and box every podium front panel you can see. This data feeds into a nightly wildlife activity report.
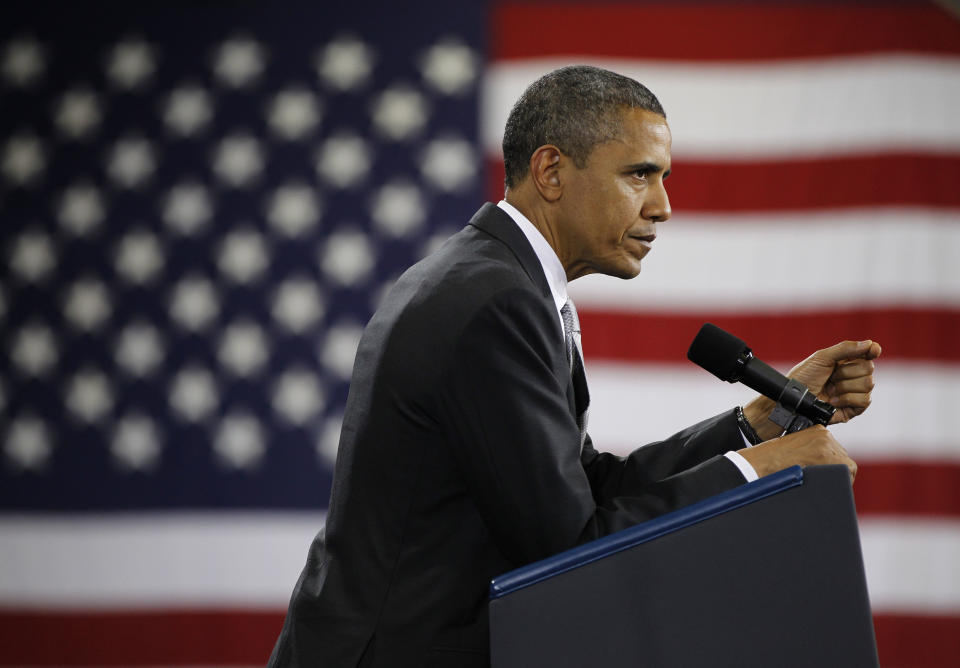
[489,466,878,668]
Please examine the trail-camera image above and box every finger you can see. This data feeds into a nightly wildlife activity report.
[827,376,875,397]
[829,408,853,425]
[828,390,872,410]
[834,395,881,420]
[817,339,875,363]
[828,359,875,382]
[843,445,858,483]
[865,341,882,360]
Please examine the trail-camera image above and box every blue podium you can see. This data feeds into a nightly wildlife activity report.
[489,466,879,667]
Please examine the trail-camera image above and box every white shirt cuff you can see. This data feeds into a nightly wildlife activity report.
[724,450,759,482]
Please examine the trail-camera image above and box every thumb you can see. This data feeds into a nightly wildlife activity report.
[819,339,875,362]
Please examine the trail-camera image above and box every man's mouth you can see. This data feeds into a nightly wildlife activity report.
[629,233,656,248]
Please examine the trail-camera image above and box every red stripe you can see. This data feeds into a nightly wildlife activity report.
[578,308,960,364]
[0,608,284,666]
[670,154,960,212]
[487,157,507,201]
[485,155,960,210]
[493,4,960,60]
[874,613,960,667]
[0,609,956,665]
[855,461,960,518]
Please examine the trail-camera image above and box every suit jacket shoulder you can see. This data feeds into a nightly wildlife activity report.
[353,203,560,407]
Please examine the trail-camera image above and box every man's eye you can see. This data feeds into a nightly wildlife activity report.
[633,170,649,180]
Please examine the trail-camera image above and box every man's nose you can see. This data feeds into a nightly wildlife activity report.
[643,181,671,222]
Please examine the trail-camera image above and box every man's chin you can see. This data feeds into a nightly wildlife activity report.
[571,258,643,281]
[607,260,643,280]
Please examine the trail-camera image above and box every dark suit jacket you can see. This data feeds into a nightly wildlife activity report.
[268,203,747,668]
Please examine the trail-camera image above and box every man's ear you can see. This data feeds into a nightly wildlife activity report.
[528,145,564,202]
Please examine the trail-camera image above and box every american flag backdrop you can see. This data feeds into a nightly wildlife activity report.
[0,1,957,666]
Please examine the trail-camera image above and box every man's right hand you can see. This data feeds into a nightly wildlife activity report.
[738,425,857,482]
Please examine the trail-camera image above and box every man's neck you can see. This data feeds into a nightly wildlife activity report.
[496,199,568,325]
[503,190,566,270]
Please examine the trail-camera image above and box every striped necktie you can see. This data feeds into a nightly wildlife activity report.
[560,299,589,447]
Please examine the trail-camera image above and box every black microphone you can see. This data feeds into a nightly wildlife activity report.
[686,323,835,432]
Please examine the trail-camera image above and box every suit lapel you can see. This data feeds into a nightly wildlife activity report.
[468,202,589,431]
[468,203,553,302]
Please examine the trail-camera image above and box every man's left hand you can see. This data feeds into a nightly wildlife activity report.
[744,340,882,441]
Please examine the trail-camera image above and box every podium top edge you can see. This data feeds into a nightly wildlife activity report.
[490,465,804,599]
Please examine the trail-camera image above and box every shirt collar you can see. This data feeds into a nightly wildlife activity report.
[497,200,568,319]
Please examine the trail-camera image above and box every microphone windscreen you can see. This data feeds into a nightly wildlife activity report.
[687,323,749,381]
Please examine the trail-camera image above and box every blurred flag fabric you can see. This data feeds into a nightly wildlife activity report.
[1,1,958,666]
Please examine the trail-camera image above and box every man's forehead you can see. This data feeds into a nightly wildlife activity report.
[603,108,672,164]
[618,108,671,145]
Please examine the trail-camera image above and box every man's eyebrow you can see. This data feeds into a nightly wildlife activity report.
[625,162,670,178]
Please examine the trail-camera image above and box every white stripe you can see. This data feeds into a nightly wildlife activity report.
[860,518,960,613]
[565,208,960,311]
[483,55,960,158]
[0,513,956,614]
[0,513,322,608]
[584,361,960,461]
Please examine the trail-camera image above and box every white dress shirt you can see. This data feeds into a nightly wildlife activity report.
[496,199,759,482]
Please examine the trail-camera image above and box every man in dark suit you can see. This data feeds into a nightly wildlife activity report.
[268,66,880,667]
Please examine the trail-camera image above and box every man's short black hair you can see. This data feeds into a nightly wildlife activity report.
[501,65,666,190]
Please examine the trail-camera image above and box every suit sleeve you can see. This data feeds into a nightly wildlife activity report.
[580,409,747,507]
[435,288,745,567]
